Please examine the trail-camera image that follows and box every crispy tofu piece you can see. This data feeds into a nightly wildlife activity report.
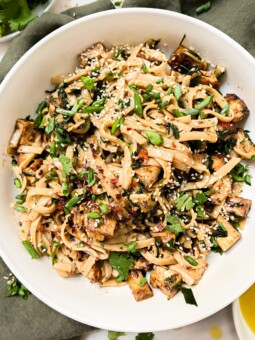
[211,154,226,171]
[8,119,39,154]
[170,259,207,286]
[85,214,117,236]
[216,215,241,251]
[135,165,161,187]
[225,196,252,219]
[86,262,102,283]
[131,258,152,271]
[150,266,182,298]
[168,45,208,73]
[79,42,106,67]
[86,229,105,241]
[225,94,249,124]
[234,128,255,159]
[129,193,156,213]
[191,70,219,88]
[210,175,232,205]
[128,270,153,302]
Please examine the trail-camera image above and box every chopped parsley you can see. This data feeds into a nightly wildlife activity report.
[175,194,194,211]
[59,155,72,178]
[165,215,183,235]
[108,331,126,340]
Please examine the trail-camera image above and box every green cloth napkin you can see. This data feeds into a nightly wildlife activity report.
[0,0,254,339]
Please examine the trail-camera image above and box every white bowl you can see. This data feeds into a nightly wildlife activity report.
[0,0,57,43]
[0,8,255,332]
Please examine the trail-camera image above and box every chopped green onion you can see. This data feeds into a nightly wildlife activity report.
[181,287,198,306]
[50,140,57,158]
[14,178,22,188]
[182,108,200,115]
[100,203,108,215]
[45,117,55,135]
[195,95,213,110]
[34,101,47,129]
[148,91,161,99]
[156,78,164,84]
[138,277,147,287]
[81,76,95,90]
[134,92,143,117]
[15,205,26,213]
[83,105,104,113]
[251,154,255,160]
[196,1,211,15]
[87,169,98,187]
[220,103,230,115]
[142,93,150,101]
[93,98,105,106]
[87,212,101,219]
[22,240,40,259]
[65,196,83,209]
[166,86,173,95]
[173,109,184,117]
[145,130,163,146]
[142,64,149,73]
[62,182,69,196]
[184,256,198,266]
[15,194,26,204]
[111,117,125,135]
[158,101,169,110]
[39,115,46,129]
[145,84,153,92]
[174,84,182,100]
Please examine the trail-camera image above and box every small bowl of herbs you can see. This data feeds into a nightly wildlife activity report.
[0,0,56,42]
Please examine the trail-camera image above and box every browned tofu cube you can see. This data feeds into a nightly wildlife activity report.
[211,155,226,171]
[86,262,102,283]
[135,166,161,188]
[131,258,152,271]
[128,271,153,302]
[210,176,232,205]
[225,196,252,219]
[225,93,249,124]
[216,215,241,251]
[85,214,116,236]
[79,43,106,67]
[150,266,182,299]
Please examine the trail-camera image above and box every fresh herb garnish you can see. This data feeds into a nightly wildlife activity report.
[100,203,108,215]
[59,155,72,177]
[142,63,149,73]
[15,205,26,213]
[6,275,30,300]
[108,331,126,340]
[181,287,198,306]
[108,252,133,282]
[62,182,70,196]
[220,103,230,115]
[176,194,194,211]
[165,215,183,235]
[230,163,251,185]
[166,123,180,139]
[136,332,155,340]
[125,241,137,253]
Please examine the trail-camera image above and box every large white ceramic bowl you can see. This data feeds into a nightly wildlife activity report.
[0,8,255,332]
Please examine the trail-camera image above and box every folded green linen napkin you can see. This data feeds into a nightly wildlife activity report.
[0,0,254,339]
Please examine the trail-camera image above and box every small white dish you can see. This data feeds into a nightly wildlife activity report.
[232,299,255,340]
[0,0,56,43]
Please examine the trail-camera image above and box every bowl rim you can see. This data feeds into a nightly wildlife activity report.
[1,7,255,331]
